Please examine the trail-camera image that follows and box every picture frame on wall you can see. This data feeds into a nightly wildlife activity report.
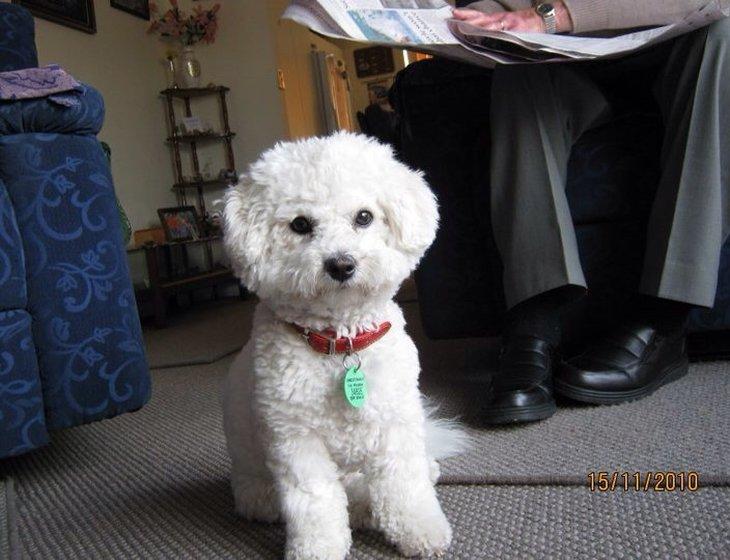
[110,0,150,21]
[353,46,395,78]
[12,0,96,34]
[366,79,392,107]
[158,206,200,243]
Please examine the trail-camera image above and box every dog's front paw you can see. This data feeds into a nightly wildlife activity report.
[388,505,452,558]
[285,531,352,560]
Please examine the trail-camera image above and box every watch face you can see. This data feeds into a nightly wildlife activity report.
[537,3,554,15]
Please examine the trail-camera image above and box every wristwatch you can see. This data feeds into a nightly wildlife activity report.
[535,3,558,34]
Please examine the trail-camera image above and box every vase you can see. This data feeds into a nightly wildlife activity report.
[179,46,201,88]
[165,55,178,88]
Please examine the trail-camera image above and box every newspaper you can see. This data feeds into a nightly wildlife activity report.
[283,0,730,66]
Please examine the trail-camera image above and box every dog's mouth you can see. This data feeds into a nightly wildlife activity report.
[326,277,357,292]
[314,276,372,297]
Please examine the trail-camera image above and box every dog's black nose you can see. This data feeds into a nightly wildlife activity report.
[324,254,357,282]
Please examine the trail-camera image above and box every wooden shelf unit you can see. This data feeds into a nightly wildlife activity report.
[161,85,236,218]
[139,240,244,327]
[166,131,236,143]
[161,85,230,98]
[172,178,231,191]
[151,85,243,327]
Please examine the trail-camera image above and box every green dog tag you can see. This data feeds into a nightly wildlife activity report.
[343,366,367,408]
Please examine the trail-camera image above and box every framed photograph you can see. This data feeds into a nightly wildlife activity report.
[353,46,395,78]
[367,79,392,107]
[158,206,200,242]
[110,0,150,21]
[12,0,96,34]
[132,227,166,247]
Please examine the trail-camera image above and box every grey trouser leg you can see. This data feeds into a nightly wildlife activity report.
[490,18,730,309]
[490,64,609,308]
[640,18,730,307]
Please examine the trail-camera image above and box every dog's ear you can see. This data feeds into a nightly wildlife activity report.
[379,166,439,259]
[223,175,270,287]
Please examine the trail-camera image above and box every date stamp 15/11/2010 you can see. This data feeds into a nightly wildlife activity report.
[588,471,700,492]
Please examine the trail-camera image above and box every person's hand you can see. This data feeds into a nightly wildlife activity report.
[452,2,574,34]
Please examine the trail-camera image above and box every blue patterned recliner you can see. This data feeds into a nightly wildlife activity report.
[0,4,150,458]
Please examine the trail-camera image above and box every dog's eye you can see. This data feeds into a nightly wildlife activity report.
[290,216,313,235]
[354,209,373,228]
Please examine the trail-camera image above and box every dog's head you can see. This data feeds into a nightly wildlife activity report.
[223,132,438,306]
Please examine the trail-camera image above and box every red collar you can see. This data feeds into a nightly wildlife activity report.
[291,322,392,355]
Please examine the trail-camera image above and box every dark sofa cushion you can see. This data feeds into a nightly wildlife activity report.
[391,58,503,338]
[0,84,105,136]
[0,4,38,72]
[566,114,662,225]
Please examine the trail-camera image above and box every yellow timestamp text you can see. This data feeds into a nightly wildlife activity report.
[587,471,700,492]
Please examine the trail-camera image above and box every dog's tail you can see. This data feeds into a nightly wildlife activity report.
[423,398,472,460]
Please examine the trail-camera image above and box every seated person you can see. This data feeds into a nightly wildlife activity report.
[452,1,729,423]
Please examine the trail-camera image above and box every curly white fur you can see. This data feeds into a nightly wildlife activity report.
[222,132,466,560]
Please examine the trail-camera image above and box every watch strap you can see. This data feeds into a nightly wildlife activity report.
[536,3,558,34]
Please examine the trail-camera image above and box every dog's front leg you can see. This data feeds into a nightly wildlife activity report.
[270,434,351,560]
[367,425,452,558]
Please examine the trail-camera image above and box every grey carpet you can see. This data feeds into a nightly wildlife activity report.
[4,468,730,560]
[0,478,19,560]
[144,299,255,368]
[0,479,6,560]
[0,357,728,559]
[431,361,730,484]
[5,300,726,558]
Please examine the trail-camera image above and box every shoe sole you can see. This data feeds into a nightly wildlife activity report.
[482,401,557,425]
[554,357,689,405]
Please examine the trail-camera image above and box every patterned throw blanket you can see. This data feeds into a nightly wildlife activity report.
[0,64,82,107]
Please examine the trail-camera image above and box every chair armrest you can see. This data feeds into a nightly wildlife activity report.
[0,84,104,136]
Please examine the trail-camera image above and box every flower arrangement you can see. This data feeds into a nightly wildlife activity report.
[148,0,221,46]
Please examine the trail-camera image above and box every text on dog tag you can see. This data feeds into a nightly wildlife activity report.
[343,366,367,408]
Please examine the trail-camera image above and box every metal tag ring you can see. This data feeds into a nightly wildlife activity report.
[342,352,361,370]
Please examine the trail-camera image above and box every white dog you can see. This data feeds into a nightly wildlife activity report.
[222,132,466,560]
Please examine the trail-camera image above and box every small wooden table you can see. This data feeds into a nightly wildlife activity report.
[131,237,246,327]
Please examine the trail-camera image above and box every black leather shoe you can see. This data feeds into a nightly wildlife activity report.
[554,323,689,405]
[483,336,557,425]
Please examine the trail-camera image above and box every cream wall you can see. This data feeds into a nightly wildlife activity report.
[6,0,287,232]
[189,1,287,173]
